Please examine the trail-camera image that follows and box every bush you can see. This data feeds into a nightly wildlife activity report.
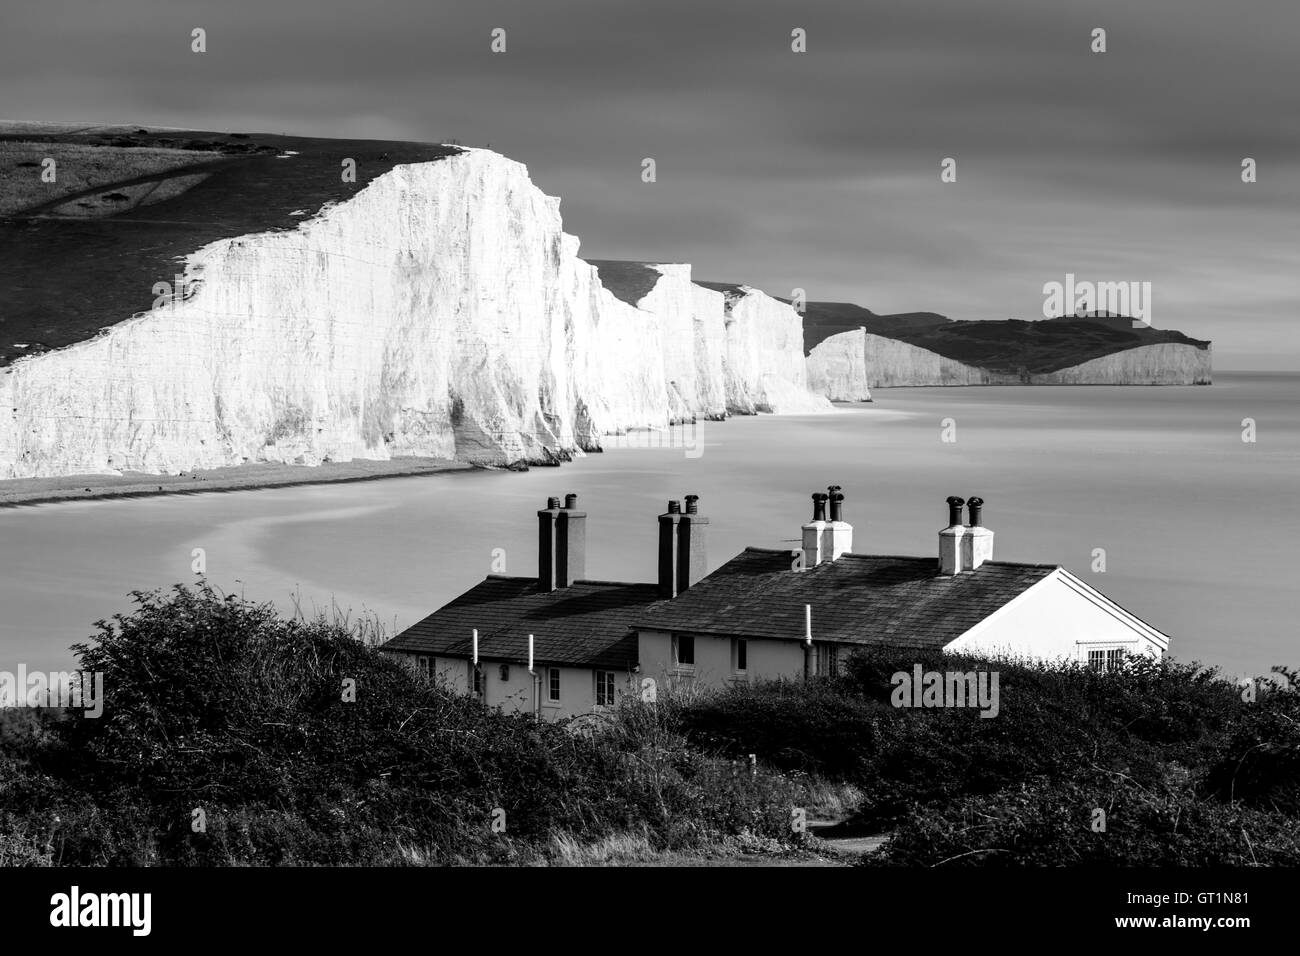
[3,584,801,865]
[668,648,1300,863]
[869,769,1300,867]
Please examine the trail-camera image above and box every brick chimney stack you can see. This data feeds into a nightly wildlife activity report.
[538,496,563,591]
[556,493,587,587]
[658,500,683,598]
[677,495,709,594]
[659,496,708,598]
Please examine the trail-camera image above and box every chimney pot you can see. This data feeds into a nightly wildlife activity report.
[564,493,578,510]
[946,495,965,528]
[667,499,681,514]
[962,497,994,570]
[803,493,829,568]
[547,496,561,510]
[684,494,699,515]
[828,490,845,523]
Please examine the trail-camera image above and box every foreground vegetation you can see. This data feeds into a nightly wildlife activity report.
[669,650,1300,866]
[3,585,1296,866]
[0,586,801,866]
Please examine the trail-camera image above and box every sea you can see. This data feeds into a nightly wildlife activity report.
[2,372,1296,679]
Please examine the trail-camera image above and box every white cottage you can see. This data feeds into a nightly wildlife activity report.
[382,491,1169,719]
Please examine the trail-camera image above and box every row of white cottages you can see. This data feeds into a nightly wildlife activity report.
[381,491,1169,719]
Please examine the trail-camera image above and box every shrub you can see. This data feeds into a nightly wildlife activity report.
[2,584,800,865]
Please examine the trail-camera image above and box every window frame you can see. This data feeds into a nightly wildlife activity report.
[815,642,839,678]
[547,666,561,703]
[733,638,748,674]
[594,670,616,707]
[673,634,696,668]
[1083,644,1129,673]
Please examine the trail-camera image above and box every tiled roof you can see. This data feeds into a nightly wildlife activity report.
[633,549,1058,650]
[382,576,663,669]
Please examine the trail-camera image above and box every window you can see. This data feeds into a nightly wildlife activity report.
[595,670,616,707]
[733,638,748,673]
[471,663,485,698]
[548,667,561,702]
[1087,648,1127,673]
[417,656,434,680]
[674,635,695,667]
[816,643,839,678]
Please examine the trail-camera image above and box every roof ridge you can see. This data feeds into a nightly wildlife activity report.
[833,552,1062,570]
[836,552,935,561]
[571,578,656,588]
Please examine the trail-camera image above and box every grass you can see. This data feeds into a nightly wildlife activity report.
[798,299,1210,374]
[586,260,664,307]
[0,140,222,217]
[0,126,460,368]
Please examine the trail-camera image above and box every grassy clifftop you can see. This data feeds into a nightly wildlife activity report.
[0,125,459,368]
[798,298,1211,376]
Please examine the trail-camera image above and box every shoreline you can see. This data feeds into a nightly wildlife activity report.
[0,457,478,508]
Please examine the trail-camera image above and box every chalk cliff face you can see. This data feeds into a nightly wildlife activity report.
[0,149,830,479]
[633,263,715,422]
[1030,343,1213,385]
[806,330,1211,393]
[806,329,873,402]
[715,287,832,415]
[689,282,728,420]
[857,332,1017,387]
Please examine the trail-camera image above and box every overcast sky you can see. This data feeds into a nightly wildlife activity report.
[3,0,1297,368]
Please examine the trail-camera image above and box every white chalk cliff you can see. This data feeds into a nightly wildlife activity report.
[806,328,1211,391]
[0,149,830,479]
[1030,343,1212,385]
[805,329,873,401]
[808,330,1013,389]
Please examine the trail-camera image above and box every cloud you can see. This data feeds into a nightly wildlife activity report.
[2,0,1296,366]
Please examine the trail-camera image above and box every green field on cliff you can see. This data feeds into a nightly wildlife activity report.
[0,124,459,369]
[796,300,1211,376]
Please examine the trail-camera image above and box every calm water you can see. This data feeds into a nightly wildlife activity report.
[2,372,1296,678]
